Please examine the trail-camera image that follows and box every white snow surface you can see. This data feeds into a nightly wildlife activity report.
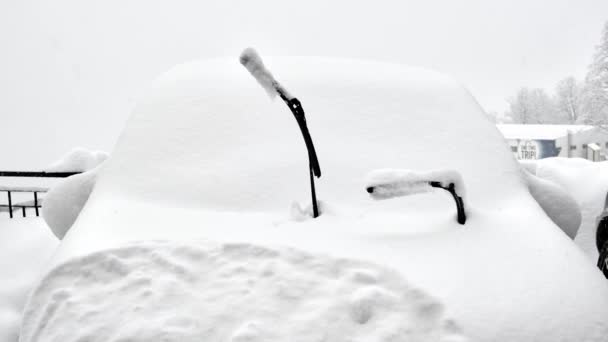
[42,167,100,239]
[20,241,465,342]
[524,157,608,259]
[522,170,581,239]
[366,169,465,201]
[21,57,608,341]
[239,48,291,100]
[0,219,58,342]
[45,148,107,172]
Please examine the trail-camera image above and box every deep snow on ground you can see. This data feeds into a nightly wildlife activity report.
[0,218,58,342]
[20,241,465,342]
[524,158,608,259]
[20,57,608,341]
[0,148,102,341]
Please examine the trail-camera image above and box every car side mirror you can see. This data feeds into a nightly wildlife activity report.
[596,192,608,278]
[365,169,467,225]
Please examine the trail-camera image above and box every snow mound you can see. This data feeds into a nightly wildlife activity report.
[42,168,99,239]
[45,148,107,172]
[522,170,581,239]
[526,158,608,258]
[20,241,465,342]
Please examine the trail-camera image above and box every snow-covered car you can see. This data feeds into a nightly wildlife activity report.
[21,56,608,342]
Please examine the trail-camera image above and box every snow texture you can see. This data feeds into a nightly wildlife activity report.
[239,48,292,100]
[45,148,107,172]
[22,57,608,342]
[366,169,465,200]
[0,219,57,342]
[20,241,465,342]
[42,167,99,239]
[522,169,581,239]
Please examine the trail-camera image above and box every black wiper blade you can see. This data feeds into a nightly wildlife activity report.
[286,98,321,178]
[240,48,322,217]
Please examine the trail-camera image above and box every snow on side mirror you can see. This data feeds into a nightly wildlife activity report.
[365,169,467,225]
[522,170,581,240]
[42,168,99,239]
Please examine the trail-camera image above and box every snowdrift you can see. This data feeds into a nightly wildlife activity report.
[522,169,581,239]
[23,57,608,342]
[524,157,608,259]
[21,241,465,342]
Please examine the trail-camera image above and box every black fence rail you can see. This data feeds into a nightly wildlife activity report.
[0,171,80,177]
[0,187,47,218]
[0,171,81,219]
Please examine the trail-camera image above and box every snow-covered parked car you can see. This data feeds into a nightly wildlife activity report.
[21,54,608,342]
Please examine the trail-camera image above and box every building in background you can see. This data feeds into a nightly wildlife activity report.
[497,124,608,161]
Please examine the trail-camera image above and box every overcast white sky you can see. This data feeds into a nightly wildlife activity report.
[1,0,607,168]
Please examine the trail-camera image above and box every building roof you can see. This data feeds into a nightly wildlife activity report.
[496,124,595,140]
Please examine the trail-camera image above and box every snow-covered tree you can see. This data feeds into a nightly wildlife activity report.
[506,88,557,124]
[580,21,608,125]
[554,77,582,124]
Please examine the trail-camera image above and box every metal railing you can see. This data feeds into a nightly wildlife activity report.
[0,171,81,219]
[0,187,46,218]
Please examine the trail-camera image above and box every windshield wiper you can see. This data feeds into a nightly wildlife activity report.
[240,48,321,218]
[366,169,467,225]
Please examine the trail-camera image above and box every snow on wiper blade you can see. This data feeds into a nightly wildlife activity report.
[239,47,293,101]
[366,169,467,225]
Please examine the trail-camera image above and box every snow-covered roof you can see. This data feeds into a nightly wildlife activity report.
[496,124,595,140]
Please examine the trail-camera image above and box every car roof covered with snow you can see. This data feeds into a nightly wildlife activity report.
[23,57,608,342]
